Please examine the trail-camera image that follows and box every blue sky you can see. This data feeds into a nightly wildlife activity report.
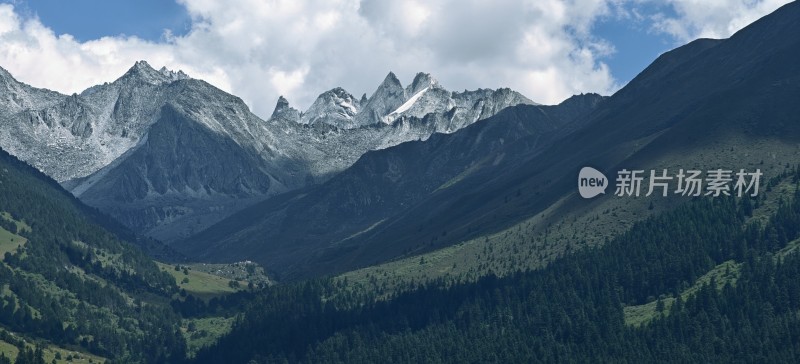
[8,0,191,41]
[0,0,789,117]
[593,4,678,85]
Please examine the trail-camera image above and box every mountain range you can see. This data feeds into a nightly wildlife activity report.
[0,0,797,285]
[179,93,604,278]
[0,64,532,242]
[0,1,798,362]
[176,0,800,281]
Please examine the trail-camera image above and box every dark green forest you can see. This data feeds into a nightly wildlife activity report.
[191,167,800,363]
[0,148,185,363]
[4,140,800,364]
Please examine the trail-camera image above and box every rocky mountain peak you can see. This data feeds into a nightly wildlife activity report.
[407,72,438,95]
[382,71,401,85]
[270,95,301,122]
[355,71,407,126]
[118,60,175,85]
[324,87,355,100]
[158,66,190,82]
[0,62,540,242]
[0,66,64,114]
[0,66,19,92]
[299,87,360,127]
[274,95,291,111]
[0,66,13,81]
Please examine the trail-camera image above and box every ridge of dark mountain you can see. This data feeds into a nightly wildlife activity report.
[0,63,534,243]
[180,1,800,280]
[0,145,186,362]
[344,0,800,277]
[178,93,605,279]
[345,0,800,280]
[192,168,800,363]
[0,140,183,262]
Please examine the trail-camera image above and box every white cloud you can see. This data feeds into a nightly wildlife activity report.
[0,4,228,96]
[651,0,792,42]
[0,0,789,119]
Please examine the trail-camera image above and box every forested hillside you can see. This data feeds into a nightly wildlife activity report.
[192,167,800,363]
[0,147,185,363]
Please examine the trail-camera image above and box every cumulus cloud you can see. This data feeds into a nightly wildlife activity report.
[0,0,791,118]
[650,0,791,42]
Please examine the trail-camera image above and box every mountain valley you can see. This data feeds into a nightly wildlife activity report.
[0,1,798,363]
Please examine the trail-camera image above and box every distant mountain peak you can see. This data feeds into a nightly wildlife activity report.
[299,87,360,126]
[381,71,403,88]
[271,95,291,116]
[408,72,438,95]
[270,95,300,122]
[0,66,13,80]
[158,66,190,81]
[354,71,407,125]
[129,60,158,74]
[276,95,290,107]
[0,66,19,90]
[323,87,354,99]
[119,60,186,85]
[0,59,539,244]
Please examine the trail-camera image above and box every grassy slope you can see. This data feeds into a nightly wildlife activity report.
[622,178,799,327]
[0,146,187,362]
[624,235,800,327]
[0,213,28,257]
[156,262,243,300]
[623,260,742,327]
[181,316,235,358]
[338,148,799,298]
[155,261,272,357]
[187,262,271,287]
[0,213,109,362]
[0,338,107,364]
[0,228,24,258]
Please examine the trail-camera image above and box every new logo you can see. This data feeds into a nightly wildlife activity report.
[578,167,608,199]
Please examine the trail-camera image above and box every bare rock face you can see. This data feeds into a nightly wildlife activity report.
[299,88,361,128]
[68,105,294,241]
[0,61,179,182]
[0,61,535,242]
[270,96,301,122]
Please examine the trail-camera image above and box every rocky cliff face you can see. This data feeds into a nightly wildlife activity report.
[67,104,297,241]
[288,71,536,131]
[0,62,535,242]
[0,61,184,182]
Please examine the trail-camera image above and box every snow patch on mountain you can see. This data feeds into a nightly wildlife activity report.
[393,86,429,115]
[386,86,429,122]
